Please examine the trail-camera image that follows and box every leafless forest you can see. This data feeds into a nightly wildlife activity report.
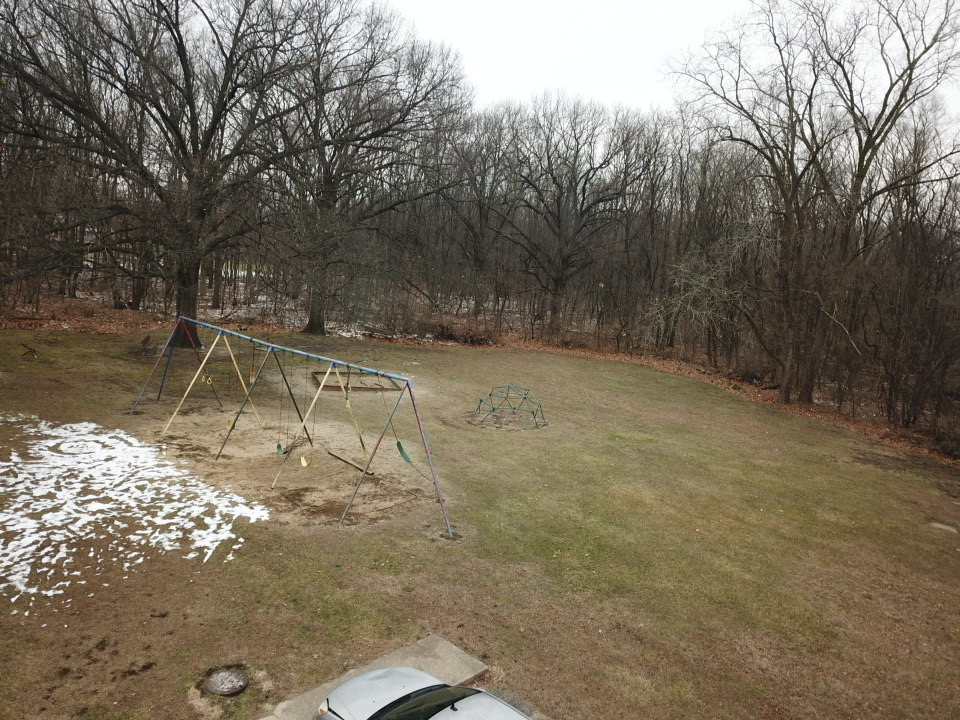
[2,0,960,446]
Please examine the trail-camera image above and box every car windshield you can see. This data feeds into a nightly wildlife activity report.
[371,685,482,720]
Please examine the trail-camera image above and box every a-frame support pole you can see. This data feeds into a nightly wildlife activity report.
[130,317,222,413]
[157,336,177,400]
[215,347,273,460]
[129,321,182,414]
[177,318,222,407]
[339,384,407,526]
[273,351,312,448]
[407,381,454,537]
[333,364,367,456]
[162,332,224,434]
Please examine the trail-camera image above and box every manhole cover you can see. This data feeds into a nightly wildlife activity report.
[203,666,248,696]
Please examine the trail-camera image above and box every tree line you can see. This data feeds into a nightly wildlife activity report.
[3,0,960,447]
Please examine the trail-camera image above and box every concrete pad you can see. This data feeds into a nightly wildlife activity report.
[257,634,488,720]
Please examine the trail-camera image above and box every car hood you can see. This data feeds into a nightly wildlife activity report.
[326,666,444,720]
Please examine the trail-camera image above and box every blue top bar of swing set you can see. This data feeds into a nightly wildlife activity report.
[180,317,412,383]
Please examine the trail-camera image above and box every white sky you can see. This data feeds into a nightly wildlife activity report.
[385,0,755,111]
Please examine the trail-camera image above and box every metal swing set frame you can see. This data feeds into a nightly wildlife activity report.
[130,317,453,536]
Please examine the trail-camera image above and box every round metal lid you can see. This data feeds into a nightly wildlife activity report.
[203,666,249,696]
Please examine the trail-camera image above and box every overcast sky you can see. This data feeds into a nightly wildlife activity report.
[385,0,755,111]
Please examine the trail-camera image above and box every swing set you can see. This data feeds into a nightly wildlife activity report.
[130,317,453,536]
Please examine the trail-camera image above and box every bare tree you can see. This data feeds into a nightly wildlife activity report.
[596,109,677,350]
[268,1,467,334]
[436,105,524,328]
[860,115,960,428]
[680,0,960,402]
[1,0,316,337]
[505,95,621,337]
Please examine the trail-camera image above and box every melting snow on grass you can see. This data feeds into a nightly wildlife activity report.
[0,415,268,613]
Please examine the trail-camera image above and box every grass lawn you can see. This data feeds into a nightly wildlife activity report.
[1,326,958,719]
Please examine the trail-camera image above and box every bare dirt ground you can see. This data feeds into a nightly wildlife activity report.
[148,408,431,528]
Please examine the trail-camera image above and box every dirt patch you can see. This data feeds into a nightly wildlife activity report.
[148,402,435,528]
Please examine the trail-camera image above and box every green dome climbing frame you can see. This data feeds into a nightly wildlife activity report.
[473,384,546,429]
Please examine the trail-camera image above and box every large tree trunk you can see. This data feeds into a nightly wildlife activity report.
[546,290,562,337]
[545,272,568,338]
[795,320,826,404]
[131,275,148,311]
[302,268,328,335]
[174,254,202,347]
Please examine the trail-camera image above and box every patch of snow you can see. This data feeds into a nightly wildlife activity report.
[0,415,268,611]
